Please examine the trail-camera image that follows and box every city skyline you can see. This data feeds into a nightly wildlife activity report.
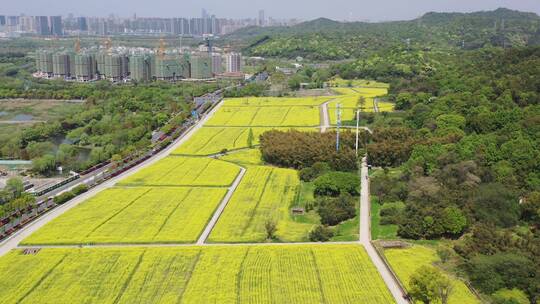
[1,0,539,21]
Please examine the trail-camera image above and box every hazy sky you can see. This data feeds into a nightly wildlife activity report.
[2,0,539,21]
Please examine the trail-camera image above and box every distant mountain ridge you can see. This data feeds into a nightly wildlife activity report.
[225,8,540,59]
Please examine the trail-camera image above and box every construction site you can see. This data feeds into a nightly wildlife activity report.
[33,37,244,83]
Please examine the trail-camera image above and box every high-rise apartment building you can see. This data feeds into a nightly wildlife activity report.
[258,10,265,27]
[35,16,50,35]
[225,53,242,73]
[49,16,63,36]
[211,53,222,75]
[77,17,88,31]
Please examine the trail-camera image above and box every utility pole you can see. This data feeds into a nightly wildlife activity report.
[355,109,360,155]
[336,103,341,152]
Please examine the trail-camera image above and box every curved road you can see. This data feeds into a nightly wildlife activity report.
[0,100,226,257]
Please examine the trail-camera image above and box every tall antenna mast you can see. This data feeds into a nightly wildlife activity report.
[355,109,360,155]
[336,103,341,152]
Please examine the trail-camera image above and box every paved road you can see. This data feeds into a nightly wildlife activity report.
[320,99,332,133]
[359,157,409,304]
[373,97,380,113]
[0,100,225,258]
[197,167,246,244]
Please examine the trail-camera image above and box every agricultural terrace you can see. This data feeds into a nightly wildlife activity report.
[208,165,315,243]
[0,245,395,304]
[116,156,240,187]
[22,187,228,245]
[384,245,480,304]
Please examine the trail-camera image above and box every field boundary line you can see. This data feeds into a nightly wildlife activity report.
[177,250,203,302]
[16,254,67,304]
[232,128,249,149]
[310,249,328,304]
[240,169,274,236]
[235,247,251,304]
[84,188,153,238]
[154,156,189,183]
[246,107,262,126]
[152,189,194,238]
[112,250,146,304]
[196,167,247,245]
[193,127,227,154]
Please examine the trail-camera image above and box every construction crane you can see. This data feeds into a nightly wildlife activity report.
[74,36,81,53]
[158,37,166,59]
[204,35,213,54]
[103,37,112,54]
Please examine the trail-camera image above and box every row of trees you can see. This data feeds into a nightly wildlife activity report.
[259,129,367,171]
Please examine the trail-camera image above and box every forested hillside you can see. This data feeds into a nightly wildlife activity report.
[229,8,540,60]
[363,46,540,302]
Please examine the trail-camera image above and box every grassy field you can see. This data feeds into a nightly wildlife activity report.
[117,156,240,187]
[205,105,321,127]
[22,187,228,245]
[371,197,399,240]
[0,99,82,122]
[384,245,480,304]
[0,245,394,304]
[209,166,315,243]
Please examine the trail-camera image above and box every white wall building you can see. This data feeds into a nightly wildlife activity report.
[225,52,242,73]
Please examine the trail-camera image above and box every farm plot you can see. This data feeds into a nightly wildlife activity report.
[117,156,240,187]
[328,95,376,110]
[219,149,264,166]
[384,245,480,304]
[22,187,228,245]
[173,127,314,156]
[205,105,320,127]
[0,245,394,304]
[329,77,390,89]
[208,166,314,243]
[223,96,331,107]
[377,101,395,112]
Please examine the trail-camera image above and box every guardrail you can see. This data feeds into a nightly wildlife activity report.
[372,241,411,302]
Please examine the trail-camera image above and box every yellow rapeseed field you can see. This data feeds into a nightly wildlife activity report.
[219,149,264,166]
[22,187,228,245]
[173,126,315,156]
[117,156,240,187]
[223,96,332,107]
[209,166,314,243]
[206,105,320,127]
[384,245,480,304]
[0,245,395,304]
